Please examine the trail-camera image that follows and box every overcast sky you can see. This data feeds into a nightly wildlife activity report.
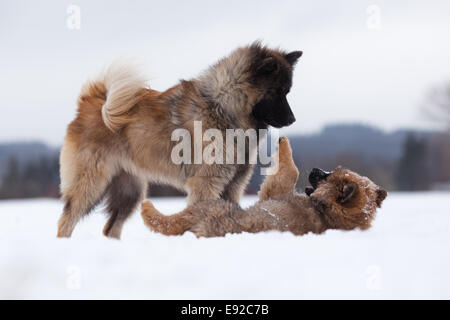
[1,0,449,145]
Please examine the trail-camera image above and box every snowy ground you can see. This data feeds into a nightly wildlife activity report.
[0,192,449,299]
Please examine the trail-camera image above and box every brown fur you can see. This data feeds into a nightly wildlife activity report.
[57,43,302,238]
[141,137,388,238]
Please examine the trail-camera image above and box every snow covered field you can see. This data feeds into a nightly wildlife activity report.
[0,192,449,299]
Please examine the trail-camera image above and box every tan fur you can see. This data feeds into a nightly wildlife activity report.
[57,43,296,238]
[258,138,299,201]
[141,137,388,238]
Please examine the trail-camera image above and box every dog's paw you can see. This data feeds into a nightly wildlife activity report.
[278,136,294,163]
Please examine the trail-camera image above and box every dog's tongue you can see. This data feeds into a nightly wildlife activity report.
[305,186,314,196]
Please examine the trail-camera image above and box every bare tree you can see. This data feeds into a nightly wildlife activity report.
[423,82,450,129]
[422,82,450,188]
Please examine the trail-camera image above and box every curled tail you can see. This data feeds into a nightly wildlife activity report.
[79,60,147,132]
[141,200,193,236]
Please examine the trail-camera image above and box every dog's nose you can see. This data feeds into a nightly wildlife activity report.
[309,168,330,189]
[287,114,296,125]
[305,186,314,196]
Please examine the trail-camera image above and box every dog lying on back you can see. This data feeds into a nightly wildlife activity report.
[141,137,387,237]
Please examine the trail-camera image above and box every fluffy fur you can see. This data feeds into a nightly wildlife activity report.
[57,43,302,239]
[101,61,147,131]
[141,137,388,238]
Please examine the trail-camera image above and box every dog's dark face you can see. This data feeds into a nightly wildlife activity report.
[249,46,302,128]
[306,167,387,230]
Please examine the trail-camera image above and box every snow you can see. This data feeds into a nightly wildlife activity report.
[0,192,449,299]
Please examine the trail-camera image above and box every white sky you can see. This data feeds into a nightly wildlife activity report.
[1,0,449,145]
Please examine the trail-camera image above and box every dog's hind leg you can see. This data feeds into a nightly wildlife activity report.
[57,167,110,238]
[102,170,147,239]
[258,137,299,201]
[141,201,193,236]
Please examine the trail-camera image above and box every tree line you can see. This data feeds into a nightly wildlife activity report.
[0,129,449,199]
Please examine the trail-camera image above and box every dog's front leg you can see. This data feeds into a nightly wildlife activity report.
[186,166,236,205]
[221,164,255,203]
[258,137,299,201]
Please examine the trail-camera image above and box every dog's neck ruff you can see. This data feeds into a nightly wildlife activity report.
[195,48,257,130]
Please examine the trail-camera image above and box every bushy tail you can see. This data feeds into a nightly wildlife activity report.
[79,60,147,132]
[102,60,147,131]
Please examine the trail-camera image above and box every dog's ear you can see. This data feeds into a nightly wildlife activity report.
[285,51,302,66]
[376,188,387,207]
[256,56,278,75]
[340,182,358,204]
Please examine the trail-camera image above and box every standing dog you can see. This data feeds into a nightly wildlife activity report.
[141,137,387,237]
[57,42,302,238]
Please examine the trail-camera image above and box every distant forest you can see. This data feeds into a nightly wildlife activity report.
[0,124,449,200]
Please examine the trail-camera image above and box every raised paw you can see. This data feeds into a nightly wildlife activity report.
[277,136,293,164]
